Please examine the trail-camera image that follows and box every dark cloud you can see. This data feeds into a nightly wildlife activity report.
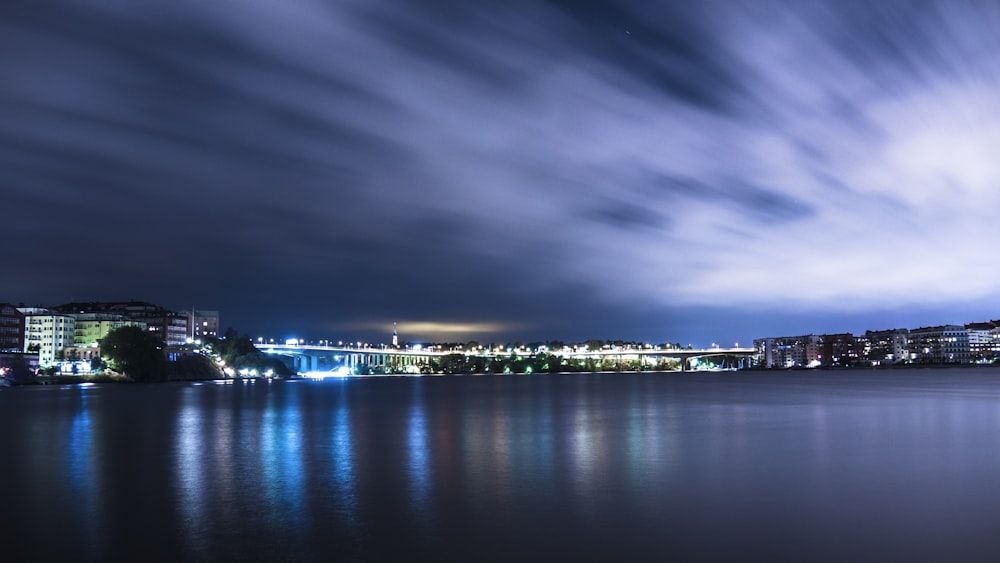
[644,173,814,223]
[544,1,748,113]
[356,4,536,94]
[584,200,666,231]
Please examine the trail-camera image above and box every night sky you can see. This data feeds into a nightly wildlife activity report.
[4,1,1000,346]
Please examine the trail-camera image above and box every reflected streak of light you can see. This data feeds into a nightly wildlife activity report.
[408,391,431,517]
[567,386,606,523]
[491,394,511,506]
[261,387,306,529]
[525,390,554,485]
[175,388,206,547]
[809,401,833,496]
[68,387,100,555]
[626,401,644,482]
[570,407,594,485]
[331,396,358,529]
[210,389,235,494]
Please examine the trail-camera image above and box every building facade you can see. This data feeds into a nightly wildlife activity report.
[18,307,76,367]
[60,346,102,362]
[965,322,999,362]
[863,329,909,365]
[54,301,189,347]
[72,313,146,348]
[186,309,220,340]
[754,335,821,368]
[0,303,25,353]
[906,325,970,364]
[820,333,859,366]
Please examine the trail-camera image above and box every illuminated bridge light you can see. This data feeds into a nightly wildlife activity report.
[303,366,353,380]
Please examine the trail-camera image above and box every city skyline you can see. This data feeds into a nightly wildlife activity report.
[9,296,1000,355]
[5,2,1000,346]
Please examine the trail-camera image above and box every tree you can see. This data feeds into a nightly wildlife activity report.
[101,326,167,383]
[212,328,257,367]
[203,330,294,378]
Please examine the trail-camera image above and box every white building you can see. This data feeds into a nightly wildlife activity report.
[754,335,821,368]
[965,322,1000,361]
[18,308,76,367]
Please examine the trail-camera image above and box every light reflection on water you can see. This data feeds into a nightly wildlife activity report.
[260,384,305,531]
[7,371,1000,560]
[407,382,431,522]
[174,388,206,546]
[67,386,101,555]
[330,391,357,531]
[489,389,512,510]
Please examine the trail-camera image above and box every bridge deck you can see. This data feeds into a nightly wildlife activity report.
[257,344,755,359]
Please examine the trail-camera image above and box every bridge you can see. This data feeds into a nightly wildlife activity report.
[256,343,757,374]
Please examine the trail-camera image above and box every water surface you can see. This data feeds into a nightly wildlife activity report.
[4,370,1000,561]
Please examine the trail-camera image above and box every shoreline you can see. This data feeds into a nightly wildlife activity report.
[15,362,1000,387]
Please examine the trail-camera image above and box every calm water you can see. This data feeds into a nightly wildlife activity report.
[5,370,1000,561]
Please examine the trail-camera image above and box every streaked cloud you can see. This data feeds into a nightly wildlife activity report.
[3,0,1000,342]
